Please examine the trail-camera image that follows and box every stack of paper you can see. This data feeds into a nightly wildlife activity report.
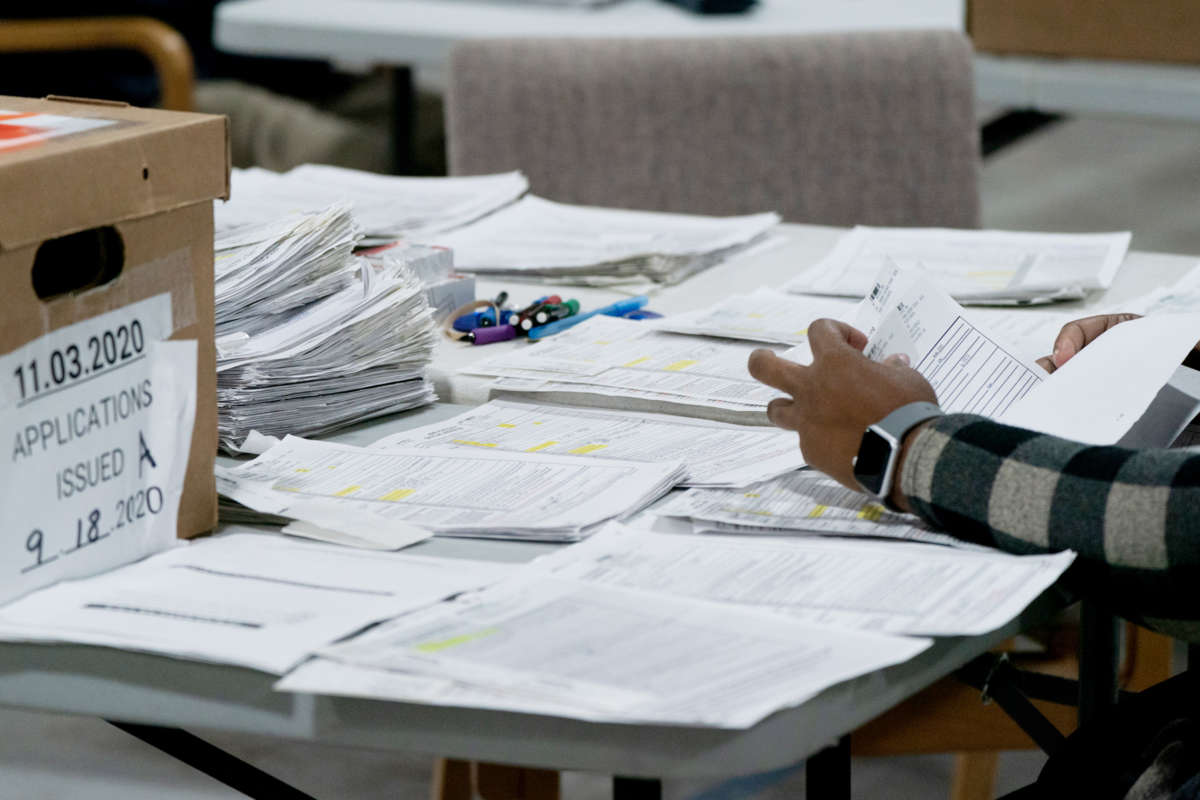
[0,531,511,674]
[436,196,780,285]
[277,575,929,728]
[369,399,805,487]
[466,315,791,424]
[786,227,1131,304]
[653,469,960,547]
[216,261,437,451]
[218,435,685,542]
[530,524,1075,637]
[215,166,529,245]
[215,203,360,337]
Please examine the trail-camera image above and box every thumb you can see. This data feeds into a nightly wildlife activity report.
[882,352,911,368]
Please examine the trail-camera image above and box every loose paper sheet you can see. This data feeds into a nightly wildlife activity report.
[786,226,1130,302]
[0,531,512,673]
[654,287,861,346]
[857,264,1046,417]
[529,524,1075,636]
[307,576,929,728]
[1000,312,1200,444]
[219,436,684,542]
[653,470,955,546]
[369,399,804,487]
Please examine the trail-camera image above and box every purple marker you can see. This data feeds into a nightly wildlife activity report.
[465,325,516,345]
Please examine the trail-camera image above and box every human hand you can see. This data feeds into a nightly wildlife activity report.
[1035,313,1141,373]
[747,319,937,492]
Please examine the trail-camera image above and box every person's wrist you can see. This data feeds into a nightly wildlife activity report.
[886,420,935,514]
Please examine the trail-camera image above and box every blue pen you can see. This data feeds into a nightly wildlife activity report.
[453,308,518,332]
[527,296,649,340]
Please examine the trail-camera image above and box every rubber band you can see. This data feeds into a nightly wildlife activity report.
[443,299,500,341]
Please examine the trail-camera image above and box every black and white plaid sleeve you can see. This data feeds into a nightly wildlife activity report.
[899,414,1200,633]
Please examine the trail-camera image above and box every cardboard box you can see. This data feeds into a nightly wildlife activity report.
[0,95,229,540]
[969,0,1200,64]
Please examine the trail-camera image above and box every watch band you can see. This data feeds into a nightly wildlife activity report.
[853,401,943,511]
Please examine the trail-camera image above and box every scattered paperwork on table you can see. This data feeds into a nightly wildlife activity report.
[285,575,929,728]
[0,531,512,674]
[369,399,804,487]
[215,166,529,245]
[465,315,790,424]
[218,436,684,542]
[436,196,779,285]
[655,287,861,346]
[653,469,959,546]
[529,524,1075,636]
[216,259,437,452]
[786,226,1131,303]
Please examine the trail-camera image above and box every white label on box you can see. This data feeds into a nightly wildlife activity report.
[0,294,197,607]
[0,111,118,151]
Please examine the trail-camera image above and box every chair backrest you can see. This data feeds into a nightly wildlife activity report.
[446,30,980,228]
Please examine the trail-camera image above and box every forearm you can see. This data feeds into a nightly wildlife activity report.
[896,414,1200,619]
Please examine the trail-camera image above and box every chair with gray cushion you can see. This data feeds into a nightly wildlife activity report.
[446,30,980,227]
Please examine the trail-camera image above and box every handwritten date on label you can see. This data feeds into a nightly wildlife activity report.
[24,484,165,573]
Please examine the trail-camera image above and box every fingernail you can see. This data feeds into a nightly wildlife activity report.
[893,353,910,366]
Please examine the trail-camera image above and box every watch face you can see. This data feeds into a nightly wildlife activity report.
[853,429,892,496]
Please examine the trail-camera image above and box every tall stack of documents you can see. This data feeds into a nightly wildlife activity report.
[215,203,360,337]
[213,201,438,451]
[436,196,780,286]
[217,262,437,451]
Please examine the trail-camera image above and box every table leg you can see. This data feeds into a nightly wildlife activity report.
[1077,599,1120,728]
[431,758,473,800]
[806,735,850,800]
[108,721,317,799]
[390,65,415,175]
[613,776,661,800]
[980,110,1063,158]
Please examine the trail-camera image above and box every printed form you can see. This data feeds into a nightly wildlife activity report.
[466,315,786,408]
[857,265,1046,418]
[302,576,929,728]
[0,532,511,673]
[529,524,1075,637]
[370,399,804,487]
[654,288,861,346]
[654,469,953,545]
[785,227,1130,302]
[219,436,684,541]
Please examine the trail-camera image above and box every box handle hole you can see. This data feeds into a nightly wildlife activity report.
[31,226,125,300]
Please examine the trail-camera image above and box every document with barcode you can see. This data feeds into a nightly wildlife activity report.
[857,263,1046,417]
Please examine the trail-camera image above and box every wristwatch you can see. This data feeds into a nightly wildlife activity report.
[852,401,943,511]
